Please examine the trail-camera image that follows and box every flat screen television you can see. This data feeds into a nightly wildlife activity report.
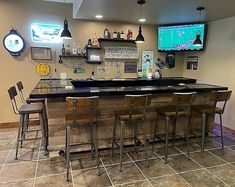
[158,23,206,52]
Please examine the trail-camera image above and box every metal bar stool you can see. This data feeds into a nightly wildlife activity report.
[16,81,48,146]
[191,92,218,157]
[214,90,232,150]
[153,92,195,163]
[65,96,100,181]
[8,86,48,159]
[111,94,152,172]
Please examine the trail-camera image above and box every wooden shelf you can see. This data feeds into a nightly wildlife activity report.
[60,54,86,58]
[98,38,136,43]
[86,46,102,50]
[86,60,102,64]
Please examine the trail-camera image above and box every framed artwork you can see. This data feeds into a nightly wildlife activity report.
[31,47,52,60]
[187,56,198,70]
[124,62,137,73]
[142,50,154,78]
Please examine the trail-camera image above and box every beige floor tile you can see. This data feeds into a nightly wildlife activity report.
[0,179,34,187]
[115,179,152,187]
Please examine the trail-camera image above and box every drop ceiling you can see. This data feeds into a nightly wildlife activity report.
[44,0,235,24]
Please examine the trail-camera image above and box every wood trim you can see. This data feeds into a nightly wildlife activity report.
[0,120,40,129]
[213,123,235,136]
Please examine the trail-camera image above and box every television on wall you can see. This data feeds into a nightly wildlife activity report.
[158,23,206,52]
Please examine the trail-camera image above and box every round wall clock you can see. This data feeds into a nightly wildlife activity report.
[36,63,50,76]
[3,29,25,56]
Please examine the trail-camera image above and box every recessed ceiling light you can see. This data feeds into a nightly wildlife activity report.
[95,15,103,19]
[139,18,146,22]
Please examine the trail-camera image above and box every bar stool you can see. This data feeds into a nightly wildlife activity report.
[8,86,48,159]
[65,96,100,181]
[16,81,48,146]
[214,90,232,151]
[111,94,152,172]
[153,92,195,163]
[192,91,232,157]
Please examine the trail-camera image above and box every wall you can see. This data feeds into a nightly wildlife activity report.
[183,16,235,129]
[0,0,184,123]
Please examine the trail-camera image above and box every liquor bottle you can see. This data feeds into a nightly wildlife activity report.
[113,31,117,39]
[127,30,133,40]
[120,31,125,39]
[104,28,109,38]
[72,41,77,55]
[88,39,92,47]
[93,33,98,46]
[77,41,81,54]
[66,45,71,55]
[61,44,65,55]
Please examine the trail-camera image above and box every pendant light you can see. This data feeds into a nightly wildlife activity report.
[193,7,205,46]
[61,0,72,39]
[135,0,145,43]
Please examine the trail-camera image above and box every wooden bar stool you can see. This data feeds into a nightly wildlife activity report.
[16,81,48,146]
[8,86,48,159]
[111,94,152,172]
[153,92,195,163]
[65,96,100,181]
[214,90,232,151]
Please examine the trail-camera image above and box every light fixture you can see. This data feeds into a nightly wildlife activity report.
[61,0,72,39]
[95,15,103,19]
[136,0,145,43]
[193,7,205,46]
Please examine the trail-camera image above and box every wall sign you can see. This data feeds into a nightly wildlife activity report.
[104,46,138,59]
[124,62,137,73]
[165,53,175,69]
[142,51,154,78]
[31,47,52,60]
[187,56,198,70]
[36,63,50,76]
[3,29,25,56]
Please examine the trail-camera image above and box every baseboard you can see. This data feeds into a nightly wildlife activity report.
[0,120,40,129]
[213,123,235,136]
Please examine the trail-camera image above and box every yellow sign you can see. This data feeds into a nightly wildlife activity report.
[36,63,50,76]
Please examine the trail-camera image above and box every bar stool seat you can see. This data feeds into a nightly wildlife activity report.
[111,94,152,172]
[8,86,48,159]
[65,96,101,181]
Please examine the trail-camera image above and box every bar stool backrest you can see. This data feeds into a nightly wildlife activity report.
[172,92,195,117]
[66,96,99,125]
[124,94,152,120]
[8,86,19,114]
[215,90,232,114]
[16,81,26,103]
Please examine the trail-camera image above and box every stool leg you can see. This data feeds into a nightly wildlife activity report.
[152,113,159,151]
[93,123,101,176]
[42,103,49,148]
[90,125,95,159]
[186,116,190,159]
[119,120,124,172]
[66,125,70,181]
[16,114,24,159]
[142,121,149,167]
[165,117,170,164]
[172,118,176,147]
[111,118,117,157]
[201,113,207,158]
[20,114,27,148]
[134,121,138,153]
[39,113,47,154]
[219,114,224,152]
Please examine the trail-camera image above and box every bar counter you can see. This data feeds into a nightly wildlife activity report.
[29,77,227,98]
[31,77,228,150]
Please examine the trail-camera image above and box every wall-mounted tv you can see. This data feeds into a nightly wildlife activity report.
[158,23,206,52]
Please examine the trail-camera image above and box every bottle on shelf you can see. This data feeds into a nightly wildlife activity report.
[66,45,71,55]
[113,30,118,39]
[87,39,92,47]
[127,30,133,40]
[91,71,96,80]
[77,41,81,54]
[72,41,77,55]
[120,31,125,39]
[104,28,109,39]
[61,44,65,55]
[93,33,98,46]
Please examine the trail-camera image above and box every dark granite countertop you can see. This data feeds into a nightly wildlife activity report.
[29,77,228,98]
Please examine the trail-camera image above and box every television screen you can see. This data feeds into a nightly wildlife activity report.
[158,23,206,51]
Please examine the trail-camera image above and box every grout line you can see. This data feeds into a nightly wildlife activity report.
[0,177,35,185]
[126,152,154,187]
[100,158,114,187]
[70,161,75,187]
[33,139,42,187]
[174,146,230,186]
[153,151,192,187]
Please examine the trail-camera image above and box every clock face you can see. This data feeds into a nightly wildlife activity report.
[3,29,25,56]
[36,63,50,76]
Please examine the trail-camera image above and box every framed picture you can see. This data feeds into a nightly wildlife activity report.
[124,62,137,73]
[31,47,52,60]
[142,50,154,78]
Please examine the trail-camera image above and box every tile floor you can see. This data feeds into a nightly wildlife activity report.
[1,126,235,187]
